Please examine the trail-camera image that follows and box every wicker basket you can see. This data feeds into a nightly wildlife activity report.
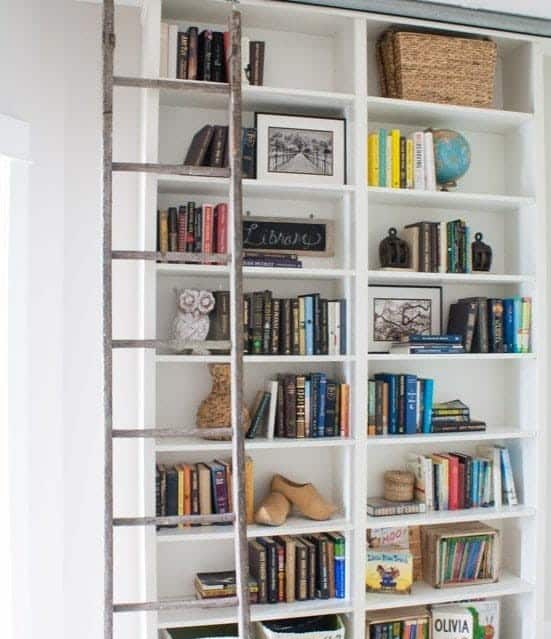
[384,470,415,502]
[376,29,497,108]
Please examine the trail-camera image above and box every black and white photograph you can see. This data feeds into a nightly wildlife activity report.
[368,285,442,352]
[255,113,345,185]
[268,127,334,176]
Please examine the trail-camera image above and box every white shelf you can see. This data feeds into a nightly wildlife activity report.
[368,352,535,362]
[157,354,353,364]
[160,83,355,114]
[367,270,535,286]
[367,186,534,212]
[365,571,533,611]
[366,504,536,529]
[157,263,355,280]
[158,597,354,629]
[156,436,355,453]
[157,515,353,544]
[367,96,533,134]
[158,175,355,200]
[366,429,537,446]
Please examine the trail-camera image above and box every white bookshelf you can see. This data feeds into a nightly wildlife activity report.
[133,1,547,637]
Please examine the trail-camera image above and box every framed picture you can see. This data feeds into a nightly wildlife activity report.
[368,285,442,353]
[255,113,346,185]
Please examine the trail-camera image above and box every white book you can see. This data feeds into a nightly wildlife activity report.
[242,36,250,84]
[265,380,279,440]
[498,446,518,505]
[424,130,437,191]
[168,24,178,79]
[424,455,434,510]
[413,131,425,190]
[160,22,169,78]
[406,452,431,509]
[385,135,392,188]
[333,301,341,355]
[328,302,337,355]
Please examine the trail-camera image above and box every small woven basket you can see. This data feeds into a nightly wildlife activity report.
[377,29,497,108]
[384,470,415,502]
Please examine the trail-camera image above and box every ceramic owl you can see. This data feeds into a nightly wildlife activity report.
[170,288,215,354]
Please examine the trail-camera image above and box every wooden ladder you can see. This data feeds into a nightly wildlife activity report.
[102,1,250,637]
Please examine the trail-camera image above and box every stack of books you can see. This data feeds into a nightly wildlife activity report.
[367,128,436,190]
[367,373,434,436]
[207,291,347,356]
[157,203,227,258]
[389,334,465,355]
[248,533,346,603]
[244,252,303,269]
[431,399,486,433]
[155,457,254,528]
[398,219,472,273]
[246,374,350,439]
[194,571,258,601]
[447,296,532,353]
[183,125,257,177]
[406,445,518,512]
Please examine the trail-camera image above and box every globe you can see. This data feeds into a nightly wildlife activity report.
[432,129,471,189]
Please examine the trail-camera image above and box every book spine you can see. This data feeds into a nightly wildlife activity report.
[281,299,292,355]
[374,380,383,436]
[399,136,406,188]
[270,299,281,355]
[214,203,227,254]
[313,294,321,355]
[284,375,297,438]
[177,31,189,79]
[340,383,350,438]
[304,379,311,438]
[424,130,436,190]
[185,202,195,252]
[320,299,329,354]
[317,375,327,437]
[177,206,187,252]
[295,375,306,438]
[367,132,379,187]
[413,131,425,190]
[262,290,272,354]
[292,298,300,355]
[406,137,414,188]
[211,32,226,82]
[202,204,213,256]
[367,380,376,437]
[339,299,347,355]
[305,295,314,356]
[391,129,401,189]
[404,374,417,434]
[324,381,338,437]
[158,210,169,254]
[379,129,387,187]
[241,128,257,179]
[193,207,202,253]
[249,41,265,85]
[251,292,264,354]
[187,27,199,80]
[296,545,308,600]
[211,466,228,514]
[275,378,285,438]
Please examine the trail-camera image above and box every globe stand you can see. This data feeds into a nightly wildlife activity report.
[438,180,458,192]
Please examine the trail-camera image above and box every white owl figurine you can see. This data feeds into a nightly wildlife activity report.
[171,288,215,354]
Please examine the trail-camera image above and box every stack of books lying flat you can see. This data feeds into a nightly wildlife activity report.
[389,334,464,355]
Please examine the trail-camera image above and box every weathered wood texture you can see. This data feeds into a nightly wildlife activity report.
[114,75,230,94]
[112,250,230,264]
[102,2,115,639]
[228,10,251,639]
[114,513,235,526]
[113,162,230,177]
[112,427,233,439]
[112,339,232,350]
[114,596,238,613]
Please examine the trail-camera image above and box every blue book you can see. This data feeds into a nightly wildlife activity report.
[409,346,464,354]
[472,459,479,507]
[317,374,327,436]
[339,299,347,355]
[304,295,314,355]
[374,373,398,434]
[404,334,462,344]
[404,374,417,434]
[503,298,514,352]
[410,624,417,639]
[421,378,434,434]
[379,129,387,187]
[463,540,477,580]
[512,296,522,353]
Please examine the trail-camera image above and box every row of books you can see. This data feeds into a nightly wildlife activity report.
[239,292,347,356]
[183,125,257,177]
[155,457,254,527]
[434,529,496,586]
[248,533,346,603]
[399,219,474,273]
[157,203,227,256]
[247,375,350,439]
[367,129,437,191]
[448,296,532,353]
[367,614,429,639]
[160,23,265,85]
[367,373,435,436]
[406,445,518,513]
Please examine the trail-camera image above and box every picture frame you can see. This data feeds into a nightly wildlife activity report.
[255,112,346,185]
[368,285,442,353]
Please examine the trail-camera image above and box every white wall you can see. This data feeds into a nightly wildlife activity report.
[427,0,551,19]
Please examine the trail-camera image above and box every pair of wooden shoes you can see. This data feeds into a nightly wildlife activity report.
[254,474,336,526]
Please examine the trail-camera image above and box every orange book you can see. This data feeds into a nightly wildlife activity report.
[339,383,350,437]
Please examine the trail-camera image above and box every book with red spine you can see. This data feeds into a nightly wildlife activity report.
[202,204,214,256]
[215,203,228,254]
[442,454,460,510]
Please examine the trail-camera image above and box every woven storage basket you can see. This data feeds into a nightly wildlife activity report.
[377,30,497,108]
[384,470,415,502]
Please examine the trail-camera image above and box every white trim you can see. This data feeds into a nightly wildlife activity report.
[0,115,30,164]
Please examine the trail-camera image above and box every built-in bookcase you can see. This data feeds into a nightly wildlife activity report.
[129,1,547,638]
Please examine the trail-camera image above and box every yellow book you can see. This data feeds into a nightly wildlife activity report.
[391,129,401,188]
[176,464,186,529]
[406,138,414,189]
[366,548,413,594]
[367,132,380,186]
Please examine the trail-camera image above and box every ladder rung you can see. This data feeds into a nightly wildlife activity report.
[113,75,230,95]
[112,250,230,264]
[114,596,238,613]
[112,339,231,350]
[112,427,233,439]
[114,513,235,527]
[112,162,230,177]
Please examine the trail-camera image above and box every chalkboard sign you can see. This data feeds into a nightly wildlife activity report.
[242,216,334,257]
